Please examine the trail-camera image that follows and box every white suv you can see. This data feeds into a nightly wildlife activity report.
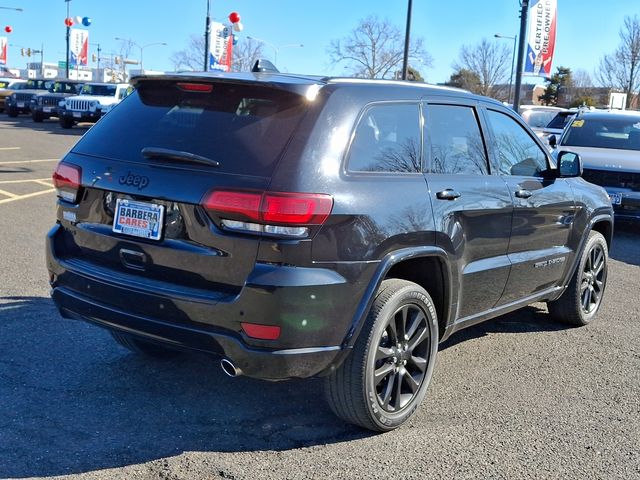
[58,83,130,128]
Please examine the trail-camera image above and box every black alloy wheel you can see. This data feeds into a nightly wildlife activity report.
[580,241,606,315]
[548,231,608,326]
[325,279,438,431]
[373,303,431,413]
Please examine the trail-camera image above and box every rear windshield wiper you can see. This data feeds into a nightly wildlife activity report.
[141,147,220,167]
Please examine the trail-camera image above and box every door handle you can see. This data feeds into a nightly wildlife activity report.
[436,189,461,200]
[515,189,533,199]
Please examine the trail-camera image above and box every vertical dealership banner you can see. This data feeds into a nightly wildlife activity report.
[0,37,7,65]
[524,0,557,77]
[70,28,89,67]
[209,22,233,72]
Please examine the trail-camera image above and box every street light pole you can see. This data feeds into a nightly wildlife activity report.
[494,34,517,104]
[114,38,167,73]
[203,0,211,71]
[65,0,71,79]
[246,36,303,68]
[401,0,413,80]
[513,0,529,113]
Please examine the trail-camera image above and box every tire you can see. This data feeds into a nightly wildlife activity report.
[7,107,18,118]
[110,330,181,358]
[547,231,608,326]
[324,279,439,432]
[59,117,74,129]
[32,112,44,122]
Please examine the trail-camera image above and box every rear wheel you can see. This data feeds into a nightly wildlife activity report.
[547,231,608,326]
[110,330,182,358]
[324,279,438,431]
[32,112,44,122]
[59,117,74,129]
[7,107,18,118]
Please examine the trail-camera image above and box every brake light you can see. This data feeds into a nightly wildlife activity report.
[241,322,281,340]
[202,190,333,237]
[52,162,82,203]
[177,82,213,93]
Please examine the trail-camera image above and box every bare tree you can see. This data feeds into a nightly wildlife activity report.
[231,38,265,72]
[101,39,137,82]
[170,34,205,71]
[596,15,640,108]
[327,15,432,79]
[453,38,511,98]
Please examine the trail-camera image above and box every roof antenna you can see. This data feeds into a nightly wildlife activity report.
[251,59,280,73]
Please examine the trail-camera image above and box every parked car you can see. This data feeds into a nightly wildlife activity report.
[30,79,84,122]
[552,109,640,222]
[57,82,130,128]
[4,78,55,117]
[519,105,565,138]
[0,79,27,113]
[47,69,613,432]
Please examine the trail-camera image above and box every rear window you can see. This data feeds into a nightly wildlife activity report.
[562,115,640,151]
[546,112,573,130]
[73,80,308,177]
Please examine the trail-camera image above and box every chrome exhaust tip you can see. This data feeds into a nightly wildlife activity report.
[220,358,241,377]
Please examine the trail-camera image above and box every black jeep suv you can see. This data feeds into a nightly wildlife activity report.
[47,71,613,431]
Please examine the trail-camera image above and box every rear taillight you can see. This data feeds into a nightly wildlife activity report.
[52,162,82,203]
[202,190,333,238]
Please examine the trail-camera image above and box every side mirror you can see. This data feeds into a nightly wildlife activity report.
[548,134,557,148]
[557,150,582,178]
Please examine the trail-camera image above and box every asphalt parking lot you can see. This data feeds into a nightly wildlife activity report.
[0,115,639,480]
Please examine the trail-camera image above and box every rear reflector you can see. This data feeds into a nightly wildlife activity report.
[52,162,82,203]
[177,82,213,93]
[241,322,281,340]
[202,190,333,226]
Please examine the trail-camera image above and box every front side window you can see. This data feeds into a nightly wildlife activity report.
[425,104,488,175]
[486,109,548,176]
[347,103,421,173]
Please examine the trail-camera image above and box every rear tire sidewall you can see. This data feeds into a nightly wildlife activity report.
[363,284,438,430]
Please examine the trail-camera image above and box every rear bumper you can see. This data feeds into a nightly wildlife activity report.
[52,286,343,380]
[46,223,359,380]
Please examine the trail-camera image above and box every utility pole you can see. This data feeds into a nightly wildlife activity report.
[513,0,529,113]
[203,0,211,71]
[401,0,413,80]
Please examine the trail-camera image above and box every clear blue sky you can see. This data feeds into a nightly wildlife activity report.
[1,0,638,84]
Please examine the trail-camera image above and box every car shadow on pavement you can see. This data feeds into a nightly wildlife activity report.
[439,304,568,351]
[0,296,369,479]
[0,116,88,136]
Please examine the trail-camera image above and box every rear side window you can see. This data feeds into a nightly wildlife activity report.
[424,104,488,175]
[347,103,421,173]
[546,112,573,130]
[485,109,548,176]
[72,81,308,176]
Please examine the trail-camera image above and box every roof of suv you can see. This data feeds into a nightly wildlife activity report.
[130,71,484,102]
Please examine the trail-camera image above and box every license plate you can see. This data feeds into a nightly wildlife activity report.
[609,192,622,205]
[112,199,164,241]
[43,106,52,113]
[17,101,24,107]
[72,111,81,118]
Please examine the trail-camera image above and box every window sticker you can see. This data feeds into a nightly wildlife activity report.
[572,120,585,128]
